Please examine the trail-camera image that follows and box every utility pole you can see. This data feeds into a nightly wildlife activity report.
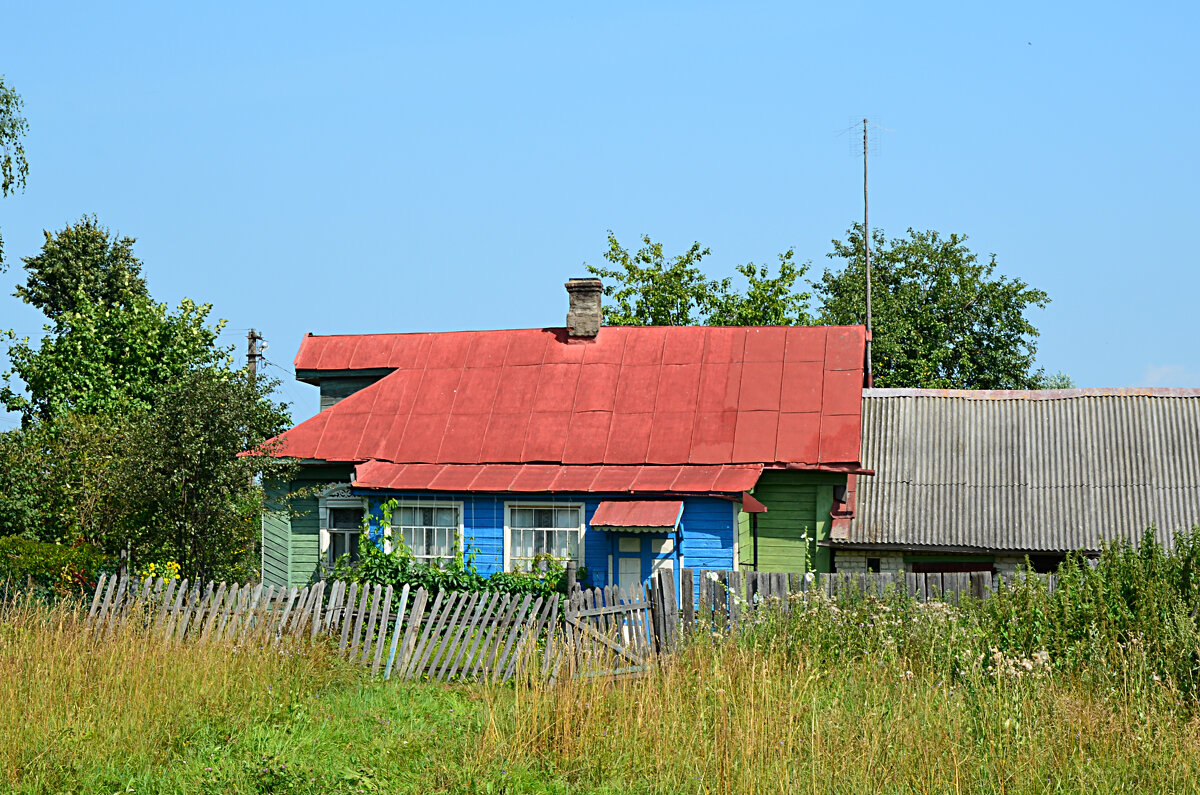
[862,118,873,387]
[247,329,263,380]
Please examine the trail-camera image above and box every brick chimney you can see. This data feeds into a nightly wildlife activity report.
[565,278,603,338]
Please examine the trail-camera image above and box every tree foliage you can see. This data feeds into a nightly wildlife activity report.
[16,215,148,320]
[586,232,812,327]
[2,217,228,423]
[816,226,1050,389]
[0,216,293,580]
[0,75,30,270]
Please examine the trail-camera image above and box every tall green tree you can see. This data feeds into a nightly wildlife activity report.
[116,369,293,581]
[817,226,1050,389]
[2,218,227,422]
[586,231,812,326]
[0,76,30,271]
[0,216,294,579]
[16,215,148,320]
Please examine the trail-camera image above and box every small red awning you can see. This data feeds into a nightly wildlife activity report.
[590,500,684,531]
[741,492,768,513]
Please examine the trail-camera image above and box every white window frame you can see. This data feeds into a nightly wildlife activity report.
[503,501,585,573]
[319,486,368,567]
[387,500,466,567]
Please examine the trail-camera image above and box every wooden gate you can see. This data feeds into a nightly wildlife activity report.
[560,570,676,679]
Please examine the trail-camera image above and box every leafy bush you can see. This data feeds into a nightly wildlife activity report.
[729,526,1200,706]
[328,499,585,600]
[0,536,109,595]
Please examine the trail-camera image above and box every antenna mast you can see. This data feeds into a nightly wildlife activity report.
[862,118,873,387]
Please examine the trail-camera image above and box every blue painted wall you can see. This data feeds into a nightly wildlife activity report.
[352,491,737,587]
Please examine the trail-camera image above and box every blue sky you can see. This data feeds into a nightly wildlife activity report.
[2,1,1197,428]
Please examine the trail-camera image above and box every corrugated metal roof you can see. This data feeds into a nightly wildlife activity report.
[352,461,764,494]
[269,325,866,469]
[591,500,684,528]
[835,389,1200,553]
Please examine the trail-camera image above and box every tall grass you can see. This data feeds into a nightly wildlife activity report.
[0,595,350,792]
[6,531,1200,792]
[480,534,1200,793]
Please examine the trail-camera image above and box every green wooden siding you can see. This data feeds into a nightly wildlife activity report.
[738,471,844,574]
[263,464,354,587]
[261,482,291,587]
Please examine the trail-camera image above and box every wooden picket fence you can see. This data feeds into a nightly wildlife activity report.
[84,571,683,682]
[84,568,1037,681]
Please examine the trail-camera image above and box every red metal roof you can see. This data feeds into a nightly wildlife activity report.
[272,325,866,469]
[353,461,764,494]
[590,500,684,528]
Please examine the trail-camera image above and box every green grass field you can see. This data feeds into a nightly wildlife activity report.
[6,573,1200,795]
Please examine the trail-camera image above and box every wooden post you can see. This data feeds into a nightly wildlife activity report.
[680,568,695,630]
[565,561,577,594]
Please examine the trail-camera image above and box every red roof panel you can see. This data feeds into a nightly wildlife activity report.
[688,411,738,464]
[427,332,474,369]
[785,326,826,362]
[703,328,746,363]
[316,336,359,370]
[645,412,696,465]
[819,413,862,463]
[780,361,824,413]
[354,463,763,494]
[347,335,395,370]
[464,332,511,368]
[532,363,581,413]
[697,362,742,412]
[411,369,462,414]
[604,412,654,464]
[739,361,784,412]
[508,464,561,491]
[591,500,683,528]
[397,416,449,462]
[575,364,621,412]
[656,363,702,414]
[490,369,539,414]
[428,464,484,491]
[589,465,645,492]
[661,326,708,365]
[743,327,787,362]
[776,411,821,464]
[732,410,779,462]
[825,326,866,371]
[454,367,502,413]
[548,465,604,492]
[614,366,661,414]
[275,325,865,472]
[436,413,490,462]
[630,465,682,492]
[504,330,551,366]
[479,412,531,461]
[712,466,764,492]
[383,334,432,371]
[560,412,612,463]
[466,464,522,491]
[669,465,725,491]
[621,329,666,366]
[821,368,865,417]
[521,411,571,461]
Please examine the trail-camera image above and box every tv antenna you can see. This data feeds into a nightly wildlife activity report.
[839,118,891,386]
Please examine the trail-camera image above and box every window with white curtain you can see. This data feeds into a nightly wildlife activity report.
[505,504,583,572]
[390,502,463,566]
